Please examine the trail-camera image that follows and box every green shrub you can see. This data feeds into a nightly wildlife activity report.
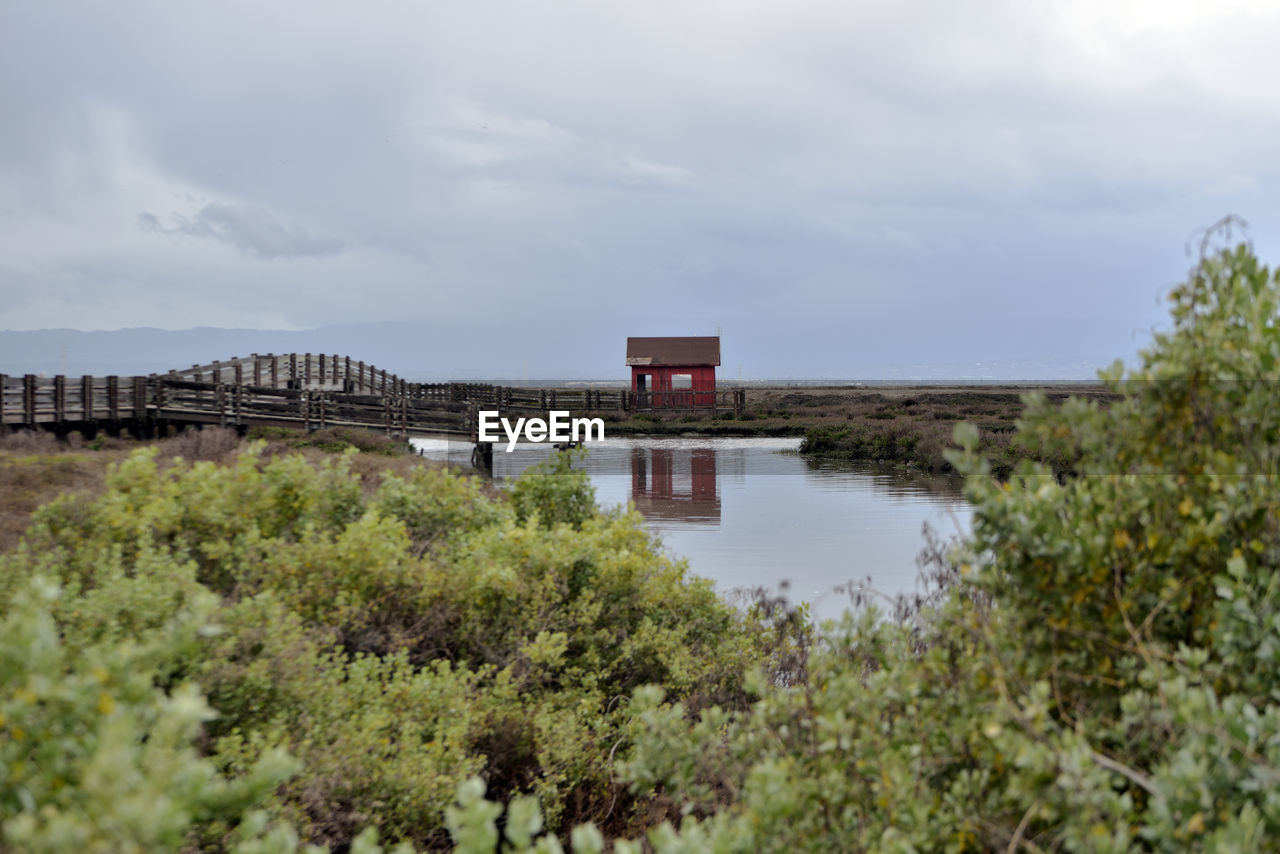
[509,450,595,529]
[2,439,775,849]
[0,578,300,853]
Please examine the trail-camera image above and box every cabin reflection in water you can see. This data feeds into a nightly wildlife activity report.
[629,447,721,524]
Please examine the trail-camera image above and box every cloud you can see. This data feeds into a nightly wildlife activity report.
[409,98,582,168]
[4,0,1280,373]
[620,157,694,187]
[139,201,345,260]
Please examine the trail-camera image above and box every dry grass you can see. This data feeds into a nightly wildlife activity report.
[166,426,244,463]
[604,384,1116,439]
[792,387,1119,476]
[0,431,125,552]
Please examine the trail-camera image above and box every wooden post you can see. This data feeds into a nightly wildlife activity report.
[252,354,262,387]
[53,375,66,423]
[132,376,147,419]
[383,394,392,435]
[344,356,351,391]
[319,353,326,386]
[380,369,387,396]
[318,392,326,428]
[401,395,408,438]
[107,376,119,420]
[82,375,94,421]
[271,355,279,389]
[304,353,312,388]
[24,375,36,425]
[289,353,298,387]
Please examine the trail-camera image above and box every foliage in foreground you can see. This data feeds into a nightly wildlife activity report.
[8,233,1280,853]
[1,447,787,851]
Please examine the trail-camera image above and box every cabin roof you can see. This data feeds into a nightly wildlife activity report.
[626,336,720,367]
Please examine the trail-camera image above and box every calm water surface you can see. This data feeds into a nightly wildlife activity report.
[411,437,972,623]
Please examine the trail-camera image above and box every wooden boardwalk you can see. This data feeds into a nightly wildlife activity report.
[0,352,745,441]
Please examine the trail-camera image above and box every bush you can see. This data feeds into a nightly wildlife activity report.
[1,441,778,849]
[0,577,300,853]
[509,449,595,529]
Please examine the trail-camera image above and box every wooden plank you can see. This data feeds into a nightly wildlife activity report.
[249,386,304,401]
[161,379,219,391]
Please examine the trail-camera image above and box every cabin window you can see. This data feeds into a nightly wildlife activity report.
[636,374,649,391]
[671,374,693,390]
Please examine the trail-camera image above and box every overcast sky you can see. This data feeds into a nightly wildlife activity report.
[2,1,1278,377]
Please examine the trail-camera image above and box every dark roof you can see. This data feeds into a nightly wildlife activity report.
[626,336,720,367]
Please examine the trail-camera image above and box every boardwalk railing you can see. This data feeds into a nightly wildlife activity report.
[167,353,444,397]
[154,379,472,436]
[1,353,746,438]
[625,389,745,414]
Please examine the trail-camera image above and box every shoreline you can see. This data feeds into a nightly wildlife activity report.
[604,383,1119,475]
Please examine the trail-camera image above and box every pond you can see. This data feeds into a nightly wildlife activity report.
[411,436,973,624]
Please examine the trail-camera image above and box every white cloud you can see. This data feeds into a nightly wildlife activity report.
[620,157,694,186]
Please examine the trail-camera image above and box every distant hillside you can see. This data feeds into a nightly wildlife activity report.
[0,323,619,380]
[0,324,1103,382]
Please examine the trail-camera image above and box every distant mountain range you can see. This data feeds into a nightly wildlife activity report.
[0,324,1107,382]
[0,323,551,380]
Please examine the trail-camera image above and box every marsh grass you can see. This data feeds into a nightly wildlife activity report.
[795,388,1115,475]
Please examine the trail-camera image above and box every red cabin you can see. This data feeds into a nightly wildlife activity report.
[626,336,719,408]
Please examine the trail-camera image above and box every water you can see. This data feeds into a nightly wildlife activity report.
[411,436,972,624]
